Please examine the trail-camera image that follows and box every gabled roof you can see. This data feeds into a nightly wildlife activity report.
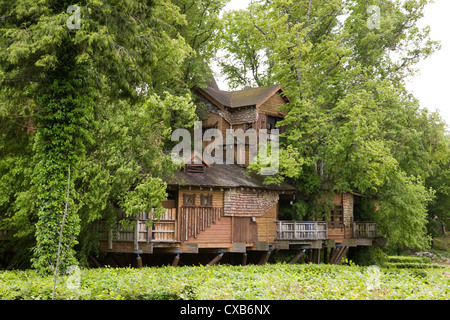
[184,149,211,168]
[197,75,288,109]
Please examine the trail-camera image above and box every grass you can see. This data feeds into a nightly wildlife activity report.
[0,263,449,300]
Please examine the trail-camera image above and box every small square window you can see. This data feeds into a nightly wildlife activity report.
[183,194,196,207]
[200,194,212,207]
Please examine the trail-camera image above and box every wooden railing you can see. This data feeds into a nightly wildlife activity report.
[94,207,224,245]
[276,221,328,241]
[94,208,178,245]
[353,222,378,238]
[179,207,223,241]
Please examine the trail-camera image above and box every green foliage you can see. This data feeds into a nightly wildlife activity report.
[385,256,443,269]
[348,247,388,267]
[388,256,432,264]
[0,263,449,300]
[377,171,433,251]
[221,0,449,252]
[0,0,217,273]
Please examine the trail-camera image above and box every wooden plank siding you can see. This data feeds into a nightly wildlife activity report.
[186,216,232,248]
[255,204,277,243]
[178,188,223,209]
[179,187,279,248]
[232,216,257,243]
[180,207,223,242]
[258,92,286,117]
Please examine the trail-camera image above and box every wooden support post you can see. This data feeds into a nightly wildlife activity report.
[89,255,103,268]
[207,253,224,266]
[172,254,180,267]
[134,219,139,252]
[323,247,328,264]
[316,248,321,264]
[108,228,113,250]
[136,254,143,268]
[329,247,340,264]
[289,249,306,264]
[259,250,272,265]
[241,253,247,266]
[334,246,349,265]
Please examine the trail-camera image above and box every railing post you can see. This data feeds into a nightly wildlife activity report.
[134,218,139,252]
[108,227,113,250]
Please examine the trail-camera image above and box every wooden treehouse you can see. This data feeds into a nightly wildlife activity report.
[94,77,385,267]
[0,76,385,268]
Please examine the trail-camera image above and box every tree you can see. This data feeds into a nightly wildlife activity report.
[171,0,229,90]
[222,0,447,251]
[0,0,201,273]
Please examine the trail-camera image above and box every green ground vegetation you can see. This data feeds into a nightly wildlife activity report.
[0,262,448,300]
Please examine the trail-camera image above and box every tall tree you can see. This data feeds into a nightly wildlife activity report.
[171,0,229,90]
[225,0,446,251]
[0,0,198,273]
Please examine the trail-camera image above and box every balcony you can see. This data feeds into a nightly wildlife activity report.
[275,221,379,241]
[352,222,378,239]
[276,221,328,241]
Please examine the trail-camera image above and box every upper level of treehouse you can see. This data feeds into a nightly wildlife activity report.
[194,76,289,155]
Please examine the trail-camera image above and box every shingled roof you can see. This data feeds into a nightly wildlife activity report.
[198,75,286,109]
[166,164,296,192]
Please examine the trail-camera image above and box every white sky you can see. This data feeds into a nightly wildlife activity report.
[218,0,450,128]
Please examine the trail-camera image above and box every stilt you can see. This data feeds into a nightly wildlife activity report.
[89,255,103,268]
[136,254,143,268]
[207,253,224,266]
[259,248,273,265]
[329,247,341,264]
[241,253,247,266]
[323,247,328,264]
[289,249,306,264]
[334,246,349,265]
[316,248,321,264]
[172,254,180,267]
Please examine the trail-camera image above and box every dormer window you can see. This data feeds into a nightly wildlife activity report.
[183,150,211,174]
[184,163,205,173]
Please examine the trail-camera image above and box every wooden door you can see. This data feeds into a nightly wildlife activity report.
[233,217,257,243]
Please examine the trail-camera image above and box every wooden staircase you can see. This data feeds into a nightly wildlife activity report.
[179,207,223,241]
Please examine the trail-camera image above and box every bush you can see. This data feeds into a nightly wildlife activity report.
[348,246,388,266]
[387,256,431,264]
[1,264,449,300]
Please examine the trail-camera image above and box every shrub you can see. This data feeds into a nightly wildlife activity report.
[1,264,449,300]
[387,256,432,264]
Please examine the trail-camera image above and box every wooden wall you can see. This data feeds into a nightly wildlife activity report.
[178,188,223,209]
[258,92,286,117]
[186,216,232,248]
[178,187,281,248]
[255,204,278,243]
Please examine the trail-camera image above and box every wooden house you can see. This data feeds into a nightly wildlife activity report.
[94,77,385,267]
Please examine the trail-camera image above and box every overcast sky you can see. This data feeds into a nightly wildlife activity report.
[217,0,450,128]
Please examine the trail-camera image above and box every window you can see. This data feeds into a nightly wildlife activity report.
[184,164,205,173]
[200,194,213,207]
[329,205,343,227]
[267,116,283,131]
[183,194,196,207]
